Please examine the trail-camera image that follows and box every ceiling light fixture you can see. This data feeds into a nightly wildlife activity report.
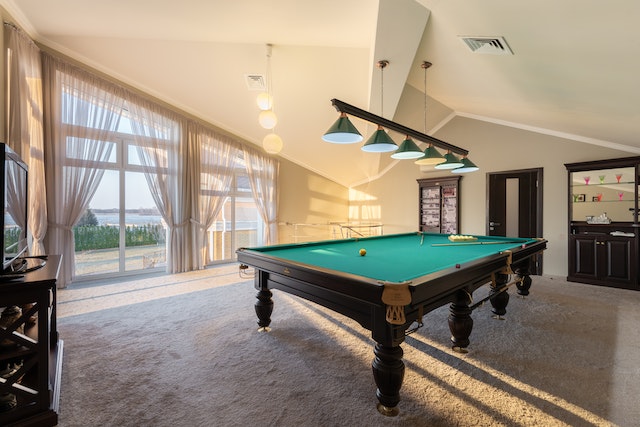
[323,60,478,172]
[415,61,445,165]
[256,92,272,111]
[415,144,445,165]
[435,151,465,170]
[391,135,424,159]
[326,99,466,157]
[361,60,398,153]
[257,44,283,154]
[322,112,363,144]
[262,133,284,154]
[451,155,479,174]
[258,110,277,129]
[362,124,398,152]
[393,61,442,161]
[258,44,277,130]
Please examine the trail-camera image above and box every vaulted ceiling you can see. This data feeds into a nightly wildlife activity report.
[3,0,639,187]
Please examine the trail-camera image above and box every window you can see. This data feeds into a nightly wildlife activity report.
[73,117,168,279]
[71,120,266,277]
[44,54,276,284]
[206,164,265,264]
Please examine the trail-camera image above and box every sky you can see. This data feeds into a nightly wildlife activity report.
[90,169,157,211]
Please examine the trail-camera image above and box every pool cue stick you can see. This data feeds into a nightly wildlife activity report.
[431,241,524,247]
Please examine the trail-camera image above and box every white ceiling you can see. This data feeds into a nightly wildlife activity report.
[3,0,640,187]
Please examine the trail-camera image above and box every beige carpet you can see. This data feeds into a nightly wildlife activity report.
[55,266,640,426]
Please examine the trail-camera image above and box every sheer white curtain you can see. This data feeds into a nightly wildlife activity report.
[126,99,191,273]
[188,124,239,269]
[36,48,280,280]
[242,148,279,245]
[42,53,124,287]
[4,23,47,255]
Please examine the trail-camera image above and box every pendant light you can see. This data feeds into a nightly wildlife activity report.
[258,110,277,129]
[362,125,398,152]
[258,44,277,130]
[322,112,363,143]
[263,133,284,154]
[435,151,465,169]
[321,59,477,170]
[389,61,424,159]
[415,144,445,165]
[451,156,479,173]
[391,136,424,159]
[362,60,398,153]
[258,44,283,154]
[256,92,272,110]
[415,61,446,166]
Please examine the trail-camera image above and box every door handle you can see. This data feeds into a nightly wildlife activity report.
[489,221,501,226]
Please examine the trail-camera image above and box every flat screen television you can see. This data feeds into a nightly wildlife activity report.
[1,143,28,273]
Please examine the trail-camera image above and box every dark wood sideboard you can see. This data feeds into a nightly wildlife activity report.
[566,157,640,290]
[0,255,62,426]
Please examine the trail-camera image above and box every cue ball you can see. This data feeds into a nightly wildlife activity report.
[359,248,367,256]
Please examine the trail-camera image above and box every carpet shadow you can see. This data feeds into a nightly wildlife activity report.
[55,272,630,427]
[272,281,618,426]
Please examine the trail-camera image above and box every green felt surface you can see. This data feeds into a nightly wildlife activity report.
[252,233,536,283]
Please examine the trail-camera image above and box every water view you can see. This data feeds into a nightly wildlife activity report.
[8,211,164,227]
[92,209,163,226]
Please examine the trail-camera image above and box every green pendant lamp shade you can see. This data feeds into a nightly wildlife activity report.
[414,144,445,165]
[361,125,398,153]
[391,136,424,159]
[322,112,363,144]
[434,151,465,169]
[451,156,479,173]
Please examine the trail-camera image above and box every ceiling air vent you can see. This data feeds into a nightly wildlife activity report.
[245,74,266,91]
[458,36,513,55]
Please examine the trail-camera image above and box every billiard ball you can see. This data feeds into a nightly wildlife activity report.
[359,248,367,256]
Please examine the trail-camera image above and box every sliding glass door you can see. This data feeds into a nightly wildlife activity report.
[73,132,167,279]
[206,172,264,264]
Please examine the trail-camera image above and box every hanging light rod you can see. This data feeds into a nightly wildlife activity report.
[329,98,468,156]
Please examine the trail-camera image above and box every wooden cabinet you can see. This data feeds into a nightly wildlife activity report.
[568,224,636,288]
[565,157,640,290]
[417,176,460,234]
[0,255,62,426]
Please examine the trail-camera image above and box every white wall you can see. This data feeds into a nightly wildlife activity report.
[351,116,632,277]
[277,157,350,243]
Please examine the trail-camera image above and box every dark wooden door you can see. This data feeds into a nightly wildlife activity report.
[487,168,543,274]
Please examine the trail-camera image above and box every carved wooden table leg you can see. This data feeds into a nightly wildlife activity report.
[515,262,533,296]
[448,289,473,353]
[490,272,510,319]
[254,272,273,332]
[517,274,532,296]
[371,343,404,416]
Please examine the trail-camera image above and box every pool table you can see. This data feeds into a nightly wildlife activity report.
[236,232,546,416]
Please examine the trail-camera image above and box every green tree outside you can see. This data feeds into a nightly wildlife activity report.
[76,209,99,227]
